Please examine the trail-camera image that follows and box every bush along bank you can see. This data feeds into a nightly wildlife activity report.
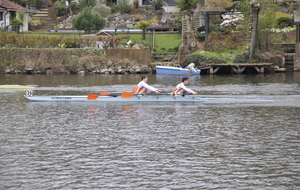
[0,48,154,75]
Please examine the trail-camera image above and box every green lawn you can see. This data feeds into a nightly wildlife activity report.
[121,32,182,53]
[23,31,182,53]
[20,31,244,62]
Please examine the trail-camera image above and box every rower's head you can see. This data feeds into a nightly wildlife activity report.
[182,77,189,85]
[142,75,148,82]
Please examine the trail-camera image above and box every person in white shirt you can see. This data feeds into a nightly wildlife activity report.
[173,77,198,95]
[132,76,162,94]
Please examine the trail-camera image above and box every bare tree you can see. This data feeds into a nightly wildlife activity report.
[249,1,260,62]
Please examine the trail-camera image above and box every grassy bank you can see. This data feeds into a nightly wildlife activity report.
[122,32,182,53]
[0,48,106,74]
[192,49,244,63]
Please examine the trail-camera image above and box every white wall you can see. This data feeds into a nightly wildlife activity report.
[16,11,29,32]
[21,13,30,32]
[162,5,179,13]
[0,11,29,32]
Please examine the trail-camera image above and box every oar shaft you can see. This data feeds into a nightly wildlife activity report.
[100,91,195,98]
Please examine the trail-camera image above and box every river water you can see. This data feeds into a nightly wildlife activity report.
[0,73,299,189]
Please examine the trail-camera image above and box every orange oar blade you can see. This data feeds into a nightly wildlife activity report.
[100,92,110,96]
[121,92,135,98]
[87,94,99,100]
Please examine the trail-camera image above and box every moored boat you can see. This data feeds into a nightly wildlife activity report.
[156,63,201,76]
[0,85,35,89]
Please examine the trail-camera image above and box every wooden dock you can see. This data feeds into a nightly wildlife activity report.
[200,63,273,74]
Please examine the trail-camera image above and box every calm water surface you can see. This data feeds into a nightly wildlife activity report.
[0,73,299,189]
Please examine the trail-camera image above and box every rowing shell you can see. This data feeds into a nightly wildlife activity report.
[25,95,211,102]
[24,93,273,103]
[0,85,35,89]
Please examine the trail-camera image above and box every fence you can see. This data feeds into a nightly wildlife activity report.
[106,49,151,65]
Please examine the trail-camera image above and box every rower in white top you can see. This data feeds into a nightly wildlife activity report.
[132,76,162,94]
[173,77,198,95]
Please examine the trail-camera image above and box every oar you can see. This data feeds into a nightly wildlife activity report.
[87,94,99,100]
[88,92,121,100]
[120,92,194,98]
[100,92,121,96]
[145,92,194,96]
[121,92,135,98]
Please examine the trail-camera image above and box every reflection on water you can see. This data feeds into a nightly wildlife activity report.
[0,73,300,189]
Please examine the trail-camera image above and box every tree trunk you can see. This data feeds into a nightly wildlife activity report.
[142,29,146,40]
[249,3,260,62]
[16,25,20,34]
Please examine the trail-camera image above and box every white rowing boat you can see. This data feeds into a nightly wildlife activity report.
[25,95,210,102]
[0,85,35,89]
[24,91,273,102]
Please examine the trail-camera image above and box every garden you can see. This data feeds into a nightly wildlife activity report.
[1,0,298,73]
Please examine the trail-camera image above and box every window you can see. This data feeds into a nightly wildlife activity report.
[143,0,151,5]
[0,12,3,21]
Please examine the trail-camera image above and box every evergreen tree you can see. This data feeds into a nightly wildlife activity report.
[72,7,106,34]
[78,0,96,10]
[176,0,198,13]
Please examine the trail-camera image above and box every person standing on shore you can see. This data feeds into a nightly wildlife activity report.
[173,77,198,95]
[132,76,162,94]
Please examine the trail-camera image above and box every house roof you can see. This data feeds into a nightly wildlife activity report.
[82,31,115,37]
[96,31,115,36]
[0,0,31,12]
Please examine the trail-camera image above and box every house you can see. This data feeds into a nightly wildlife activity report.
[0,0,31,32]
[82,31,115,49]
[96,31,115,36]
[105,0,180,13]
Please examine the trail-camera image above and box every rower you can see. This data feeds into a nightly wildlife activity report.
[132,76,162,94]
[173,77,198,95]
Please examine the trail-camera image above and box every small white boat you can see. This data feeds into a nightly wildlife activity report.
[0,85,35,89]
[156,63,201,76]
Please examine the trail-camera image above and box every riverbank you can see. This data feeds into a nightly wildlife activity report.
[0,47,156,75]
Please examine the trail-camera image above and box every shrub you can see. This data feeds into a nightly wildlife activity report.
[135,14,143,21]
[92,1,111,18]
[0,33,130,49]
[78,0,96,10]
[233,52,268,63]
[54,1,68,17]
[275,11,293,29]
[72,7,106,34]
[197,26,205,33]
[118,0,132,14]
[150,0,166,10]
[204,31,244,51]
[277,17,293,29]
[0,48,106,73]
[196,26,205,42]
[185,54,225,67]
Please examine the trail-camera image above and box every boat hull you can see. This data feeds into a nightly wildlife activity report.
[156,66,201,76]
[25,95,273,102]
[25,95,208,102]
[0,85,35,89]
